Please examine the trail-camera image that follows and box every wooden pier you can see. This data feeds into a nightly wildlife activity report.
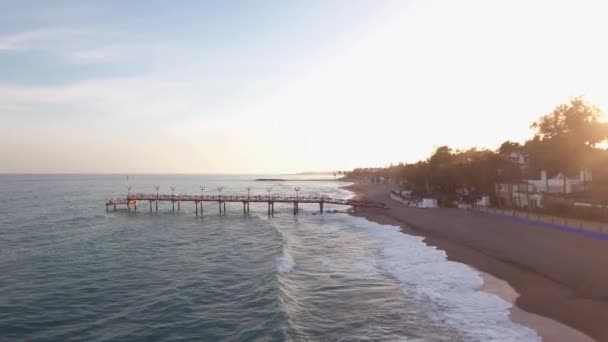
[105,193,387,215]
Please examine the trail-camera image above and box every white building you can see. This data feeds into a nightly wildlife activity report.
[476,195,491,207]
[528,169,592,194]
[504,152,529,169]
[495,169,592,209]
[420,198,438,208]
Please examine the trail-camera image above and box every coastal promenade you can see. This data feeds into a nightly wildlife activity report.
[106,193,387,215]
[346,182,607,342]
[475,206,608,236]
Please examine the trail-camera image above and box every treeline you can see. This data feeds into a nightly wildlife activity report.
[348,97,608,202]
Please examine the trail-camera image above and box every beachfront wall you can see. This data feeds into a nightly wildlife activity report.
[494,184,608,222]
[475,206,608,235]
[543,195,608,222]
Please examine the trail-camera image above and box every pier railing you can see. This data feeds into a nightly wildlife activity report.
[106,193,387,215]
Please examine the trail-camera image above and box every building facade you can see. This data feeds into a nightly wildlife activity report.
[495,169,592,209]
[504,152,530,170]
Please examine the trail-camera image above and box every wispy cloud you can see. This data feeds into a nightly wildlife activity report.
[0,27,177,68]
[0,75,258,121]
[69,42,176,63]
[71,46,124,62]
[0,30,48,51]
[0,27,132,66]
[0,28,86,51]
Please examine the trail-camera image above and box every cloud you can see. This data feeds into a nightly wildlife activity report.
[0,29,49,50]
[0,27,131,65]
[0,74,260,122]
[0,27,190,69]
[0,28,87,51]
[71,46,124,62]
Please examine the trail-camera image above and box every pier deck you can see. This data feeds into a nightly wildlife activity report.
[106,193,387,215]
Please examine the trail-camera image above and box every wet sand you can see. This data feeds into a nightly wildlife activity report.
[345,182,606,342]
[480,271,592,342]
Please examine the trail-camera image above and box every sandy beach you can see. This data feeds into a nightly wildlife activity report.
[345,182,607,342]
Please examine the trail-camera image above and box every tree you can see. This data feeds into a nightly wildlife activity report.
[528,97,608,176]
[345,97,608,203]
[498,141,522,155]
[427,146,453,166]
[531,97,608,147]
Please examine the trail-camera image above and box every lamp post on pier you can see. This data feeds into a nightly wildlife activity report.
[217,187,225,214]
[127,186,133,211]
[266,187,273,216]
[154,185,160,212]
[170,186,176,211]
[199,186,205,214]
[200,186,206,203]
[244,187,252,214]
[294,187,301,215]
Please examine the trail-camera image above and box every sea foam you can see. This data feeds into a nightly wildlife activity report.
[276,245,295,273]
[356,217,541,342]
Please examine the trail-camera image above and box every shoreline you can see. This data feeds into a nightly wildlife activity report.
[479,271,592,342]
[343,181,601,342]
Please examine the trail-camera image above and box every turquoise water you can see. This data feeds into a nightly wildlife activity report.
[0,175,539,341]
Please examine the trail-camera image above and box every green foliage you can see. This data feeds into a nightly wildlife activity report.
[531,97,607,146]
[347,146,521,198]
[498,141,522,155]
[527,97,608,176]
[346,97,607,200]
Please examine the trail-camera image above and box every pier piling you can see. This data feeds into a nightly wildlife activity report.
[105,192,386,216]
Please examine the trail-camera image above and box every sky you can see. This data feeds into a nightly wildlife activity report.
[1,0,608,174]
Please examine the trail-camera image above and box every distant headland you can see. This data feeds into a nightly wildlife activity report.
[254,178,345,182]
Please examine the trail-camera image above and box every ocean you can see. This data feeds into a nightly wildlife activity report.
[0,175,539,341]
